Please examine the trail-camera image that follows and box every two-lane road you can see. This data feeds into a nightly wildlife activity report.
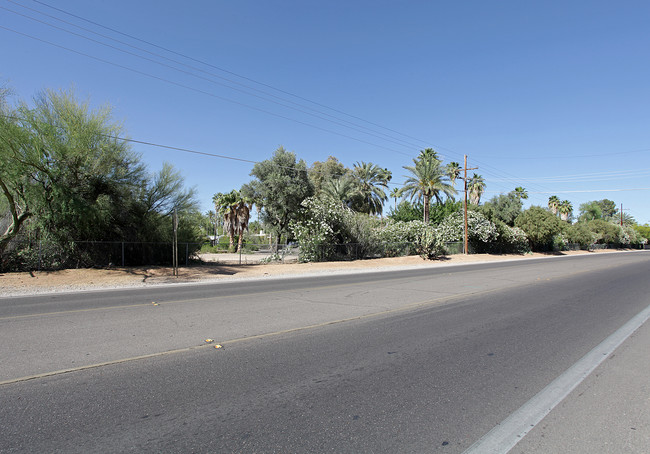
[1,252,649,452]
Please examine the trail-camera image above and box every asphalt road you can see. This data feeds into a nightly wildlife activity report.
[1,252,649,452]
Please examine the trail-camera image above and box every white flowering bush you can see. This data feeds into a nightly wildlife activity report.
[375,220,444,258]
[290,197,347,262]
[619,225,646,246]
[291,198,446,261]
[503,225,530,253]
[436,210,499,252]
[493,222,530,253]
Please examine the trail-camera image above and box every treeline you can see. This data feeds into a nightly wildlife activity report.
[217,147,647,261]
[0,88,203,271]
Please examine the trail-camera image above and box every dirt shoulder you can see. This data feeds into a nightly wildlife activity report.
[0,249,633,297]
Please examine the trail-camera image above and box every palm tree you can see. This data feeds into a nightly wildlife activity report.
[559,202,571,222]
[447,162,461,188]
[223,200,251,252]
[400,156,457,223]
[418,148,441,163]
[548,196,560,216]
[514,187,528,200]
[215,190,251,251]
[467,174,485,205]
[350,161,391,215]
[389,187,401,211]
[321,175,358,207]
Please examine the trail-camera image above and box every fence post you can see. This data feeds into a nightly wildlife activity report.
[185,243,189,265]
[121,242,125,267]
[38,240,42,271]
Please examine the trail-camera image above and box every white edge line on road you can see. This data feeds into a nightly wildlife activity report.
[463,302,650,454]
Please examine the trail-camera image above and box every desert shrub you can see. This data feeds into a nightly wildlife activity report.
[563,223,594,249]
[485,220,530,254]
[515,206,563,251]
[587,219,621,245]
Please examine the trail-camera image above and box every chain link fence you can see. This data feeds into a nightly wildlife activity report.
[2,239,202,272]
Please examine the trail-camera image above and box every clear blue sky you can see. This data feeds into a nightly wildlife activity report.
[2,0,649,223]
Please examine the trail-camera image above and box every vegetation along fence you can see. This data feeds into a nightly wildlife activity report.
[2,239,203,272]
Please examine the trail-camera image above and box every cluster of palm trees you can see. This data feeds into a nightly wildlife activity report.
[548,195,573,221]
[211,148,490,246]
[212,190,253,252]
[397,149,485,222]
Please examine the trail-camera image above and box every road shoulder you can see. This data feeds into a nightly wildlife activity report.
[511,317,650,453]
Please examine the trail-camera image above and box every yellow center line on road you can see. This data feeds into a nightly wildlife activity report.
[0,264,614,386]
[0,284,506,387]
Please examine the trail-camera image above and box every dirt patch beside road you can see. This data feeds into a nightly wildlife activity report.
[0,249,630,296]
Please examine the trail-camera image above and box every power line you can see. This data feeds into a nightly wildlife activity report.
[1,0,571,202]
[7,1,643,205]
[3,1,426,152]
[0,24,415,158]
[4,113,649,198]
[482,148,650,160]
[23,0,431,148]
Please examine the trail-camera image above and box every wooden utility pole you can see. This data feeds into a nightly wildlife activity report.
[462,155,478,255]
[172,209,179,277]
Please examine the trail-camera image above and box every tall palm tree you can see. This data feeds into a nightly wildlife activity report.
[400,156,457,223]
[223,200,251,252]
[468,174,486,205]
[215,190,251,251]
[514,186,528,200]
[559,200,573,222]
[548,195,560,216]
[350,161,391,215]
[447,162,461,188]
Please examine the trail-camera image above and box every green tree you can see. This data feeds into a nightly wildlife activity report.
[563,223,593,248]
[349,161,391,215]
[308,156,348,195]
[578,201,603,222]
[587,219,621,244]
[633,223,650,240]
[479,191,523,226]
[596,199,618,219]
[389,187,401,211]
[1,88,200,268]
[514,187,528,201]
[242,146,313,245]
[213,190,251,251]
[400,154,456,223]
[467,174,486,205]
[446,162,461,188]
[515,206,563,251]
[320,175,357,207]
[388,200,423,222]
[559,200,573,222]
[548,196,560,216]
